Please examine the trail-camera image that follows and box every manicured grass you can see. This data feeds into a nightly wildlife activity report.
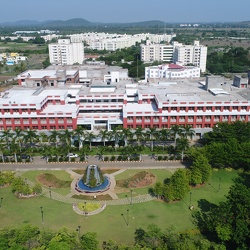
[0,169,239,246]
[21,170,72,195]
[21,170,72,182]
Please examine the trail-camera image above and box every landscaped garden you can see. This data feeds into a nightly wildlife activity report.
[0,168,239,246]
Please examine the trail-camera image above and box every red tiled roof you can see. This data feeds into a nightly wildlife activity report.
[168,64,183,69]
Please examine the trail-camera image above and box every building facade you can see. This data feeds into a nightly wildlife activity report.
[141,43,174,63]
[172,40,207,72]
[1,74,250,138]
[141,40,207,73]
[48,39,84,65]
[145,63,200,81]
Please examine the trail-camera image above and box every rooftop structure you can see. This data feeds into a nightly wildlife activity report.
[17,65,129,87]
[1,74,250,138]
[145,63,200,81]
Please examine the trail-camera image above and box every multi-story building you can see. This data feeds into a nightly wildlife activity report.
[145,63,200,81]
[17,65,129,87]
[141,40,207,73]
[48,39,84,65]
[172,40,207,72]
[141,42,174,62]
[2,73,250,138]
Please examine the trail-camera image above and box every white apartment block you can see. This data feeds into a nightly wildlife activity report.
[145,63,200,81]
[172,41,207,72]
[141,40,207,73]
[49,39,84,65]
[68,33,176,51]
[141,42,174,62]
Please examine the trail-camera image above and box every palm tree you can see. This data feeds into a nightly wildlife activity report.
[0,138,6,162]
[49,130,60,148]
[23,129,38,148]
[85,131,95,151]
[181,124,195,140]
[146,128,159,151]
[112,128,122,151]
[41,144,52,163]
[59,129,73,148]
[50,146,60,162]
[134,127,145,146]
[98,129,109,147]
[176,137,189,161]
[38,132,48,147]
[1,129,13,150]
[74,126,85,150]
[97,146,105,161]
[79,145,90,161]
[13,128,24,148]
[9,141,19,163]
[121,128,132,147]
[170,125,182,149]
[159,128,171,150]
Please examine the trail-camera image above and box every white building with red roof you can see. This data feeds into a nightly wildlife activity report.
[145,63,200,81]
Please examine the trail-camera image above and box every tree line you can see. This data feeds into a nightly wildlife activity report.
[0,125,195,163]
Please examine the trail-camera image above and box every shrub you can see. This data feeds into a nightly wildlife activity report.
[169,155,175,160]
[104,156,109,162]
[158,156,163,161]
[122,156,128,161]
[163,156,168,160]
[80,157,85,162]
[117,155,122,161]
[110,155,116,161]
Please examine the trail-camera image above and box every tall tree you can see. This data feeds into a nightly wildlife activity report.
[176,137,189,161]
[98,129,109,147]
[74,126,85,150]
[85,131,95,151]
[169,168,190,201]
[49,130,60,148]
[23,129,38,150]
[170,125,182,148]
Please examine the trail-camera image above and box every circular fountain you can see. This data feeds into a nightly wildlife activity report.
[76,165,111,193]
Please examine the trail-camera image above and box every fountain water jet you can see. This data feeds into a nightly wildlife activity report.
[76,165,111,193]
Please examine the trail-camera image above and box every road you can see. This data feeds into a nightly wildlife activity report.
[0,155,186,171]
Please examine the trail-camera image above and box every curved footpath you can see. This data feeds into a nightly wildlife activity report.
[10,155,186,206]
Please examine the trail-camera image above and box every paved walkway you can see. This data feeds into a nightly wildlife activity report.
[11,155,186,207]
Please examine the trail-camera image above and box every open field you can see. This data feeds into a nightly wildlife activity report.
[0,42,47,52]
[0,168,239,245]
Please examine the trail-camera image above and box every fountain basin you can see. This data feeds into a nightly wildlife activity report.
[76,177,110,193]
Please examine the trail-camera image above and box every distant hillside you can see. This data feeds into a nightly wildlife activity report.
[238,21,250,27]
[41,18,94,27]
[0,18,165,28]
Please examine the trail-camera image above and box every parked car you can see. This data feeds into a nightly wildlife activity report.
[20,154,30,159]
[67,153,79,158]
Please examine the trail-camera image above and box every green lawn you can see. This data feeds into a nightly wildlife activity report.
[21,170,72,195]
[0,169,239,245]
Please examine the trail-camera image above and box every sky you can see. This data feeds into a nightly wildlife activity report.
[1,0,250,23]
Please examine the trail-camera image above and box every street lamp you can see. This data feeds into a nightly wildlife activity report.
[127,209,129,226]
[40,206,44,224]
[49,186,52,198]
[0,197,3,208]
[84,201,87,218]
[76,225,81,239]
